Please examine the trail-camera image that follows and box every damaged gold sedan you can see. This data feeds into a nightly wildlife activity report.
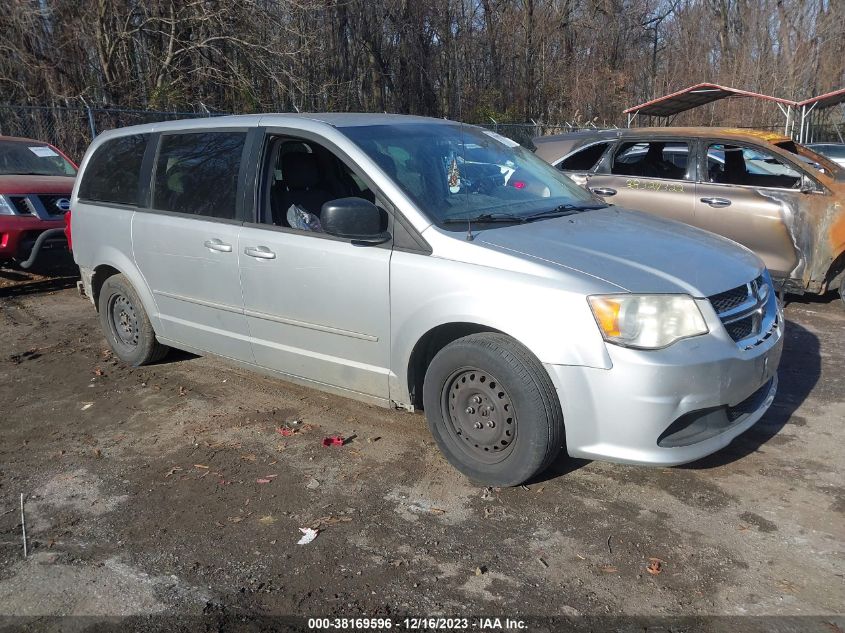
[533,128,845,305]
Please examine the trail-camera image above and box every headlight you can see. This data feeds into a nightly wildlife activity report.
[0,195,17,216]
[588,294,708,349]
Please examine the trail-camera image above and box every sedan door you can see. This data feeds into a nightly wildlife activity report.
[132,130,254,362]
[587,139,697,225]
[694,141,803,279]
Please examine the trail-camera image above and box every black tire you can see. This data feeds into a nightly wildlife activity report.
[422,333,564,486]
[839,281,845,308]
[98,274,168,366]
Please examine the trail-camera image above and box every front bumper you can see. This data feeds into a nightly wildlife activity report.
[545,312,784,466]
[0,216,65,261]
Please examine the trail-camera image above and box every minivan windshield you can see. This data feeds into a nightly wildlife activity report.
[0,140,77,177]
[340,123,600,225]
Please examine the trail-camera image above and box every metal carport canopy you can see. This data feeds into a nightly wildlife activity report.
[795,88,845,142]
[624,82,796,119]
[796,88,845,111]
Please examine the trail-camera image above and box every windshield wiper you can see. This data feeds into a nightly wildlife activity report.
[521,202,608,222]
[442,212,524,224]
[442,202,608,226]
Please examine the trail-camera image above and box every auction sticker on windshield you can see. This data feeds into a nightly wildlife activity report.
[28,146,59,157]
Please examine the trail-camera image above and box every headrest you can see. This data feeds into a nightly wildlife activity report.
[282,152,320,190]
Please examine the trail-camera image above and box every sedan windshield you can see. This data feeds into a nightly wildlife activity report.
[340,122,598,225]
[0,141,77,177]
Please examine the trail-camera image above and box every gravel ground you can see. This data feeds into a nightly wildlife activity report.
[0,261,843,632]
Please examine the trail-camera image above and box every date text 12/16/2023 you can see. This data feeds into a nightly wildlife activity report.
[308,617,528,630]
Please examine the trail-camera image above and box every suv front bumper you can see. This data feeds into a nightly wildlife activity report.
[0,216,65,262]
[545,318,784,466]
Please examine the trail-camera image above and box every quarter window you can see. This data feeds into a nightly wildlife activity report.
[612,141,690,180]
[707,143,801,189]
[152,132,246,219]
[78,135,148,205]
[559,142,610,171]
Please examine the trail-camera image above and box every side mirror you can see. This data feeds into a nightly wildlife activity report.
[321,197,390,244]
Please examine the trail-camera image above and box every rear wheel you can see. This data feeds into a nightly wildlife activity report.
[98,274,168,366]
[422,333,564,486]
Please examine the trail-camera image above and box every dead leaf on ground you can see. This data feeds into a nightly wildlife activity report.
[258,515,277,525]
[646,558,663,576]
[193,464,209,469]
[178,386,188,396]
[93,368,105,376]
[777,579,799,593]
[599,565,618,573]
[165,466,183,478]
[227,516,244,523]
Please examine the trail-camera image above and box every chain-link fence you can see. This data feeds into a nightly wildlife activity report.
[477,122,621,147]
[1,104,841,161]
[0,105,222,162]
[0,105,600,158]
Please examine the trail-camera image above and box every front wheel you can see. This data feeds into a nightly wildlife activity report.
[839,281,845,308]
[98,274,169,366]
[422,333,565,486]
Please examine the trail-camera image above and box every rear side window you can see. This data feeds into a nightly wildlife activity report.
[559,143,609,171]
[612,141,690,180]
[152,132,246,219]
[78,135,148,205]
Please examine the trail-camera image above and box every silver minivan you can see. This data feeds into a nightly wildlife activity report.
[70,114,784,486]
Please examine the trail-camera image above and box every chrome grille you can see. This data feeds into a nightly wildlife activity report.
[709,275,778,348]
[37,194,71,216]
[5,194,71,219]
[724,317,753,341]
[709,284,749,313]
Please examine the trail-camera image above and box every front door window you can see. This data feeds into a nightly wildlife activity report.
[706,144,802,190]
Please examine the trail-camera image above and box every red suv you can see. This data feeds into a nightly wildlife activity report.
[0,136,77,267]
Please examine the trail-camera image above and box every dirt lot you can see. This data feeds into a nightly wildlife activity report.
[0,260,843,632]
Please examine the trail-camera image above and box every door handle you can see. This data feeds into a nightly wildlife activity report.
[203,238,232,253]
[700,197,731,208]
[590,187,617,197]
[244,245,276,260]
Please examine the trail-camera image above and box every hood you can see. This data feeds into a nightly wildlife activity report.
[0,175,76,195]
[476,207,763,297]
